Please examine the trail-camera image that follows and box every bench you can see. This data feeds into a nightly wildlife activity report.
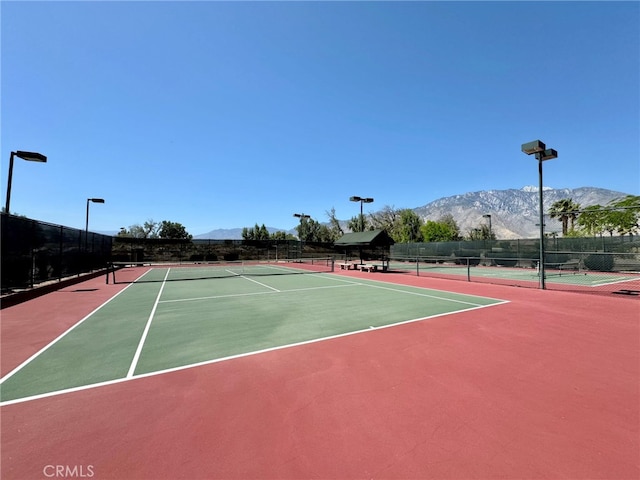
[338,263,355,270]
[360,264,378,272]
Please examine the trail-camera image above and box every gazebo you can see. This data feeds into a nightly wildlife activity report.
[334,229,395,268]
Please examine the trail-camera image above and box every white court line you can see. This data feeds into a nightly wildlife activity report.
[240,275,280,292]
[0,268,154,386]
[228,271,494,307]
[159,282,359,304]
[126,268,171,378]
[356,282,487,307]
[321,274,505,306]
[1,269,509,406]
[586,276,640,288]
[150,269,503,308]
[160,290,275,304]
[0,301,504,407]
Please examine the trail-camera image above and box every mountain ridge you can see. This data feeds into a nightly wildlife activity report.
[195,186,631,240]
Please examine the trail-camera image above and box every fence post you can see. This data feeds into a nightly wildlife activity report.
[30,220,36,288]
[59,225,63,281]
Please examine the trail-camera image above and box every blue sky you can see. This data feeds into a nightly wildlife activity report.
[2,1,638,235]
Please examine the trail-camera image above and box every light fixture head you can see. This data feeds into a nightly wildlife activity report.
[537,148,558,161]
[15,150,47,163]
[521,140,546,155]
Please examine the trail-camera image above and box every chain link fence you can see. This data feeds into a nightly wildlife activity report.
[1,213,113,293]
[390,236,640,296]
[112,237,335,264]
[5,214,638,298]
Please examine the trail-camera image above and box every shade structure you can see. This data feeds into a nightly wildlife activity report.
[334,229,395,247]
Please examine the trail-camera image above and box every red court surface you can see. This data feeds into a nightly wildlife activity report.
[1,270,638,479]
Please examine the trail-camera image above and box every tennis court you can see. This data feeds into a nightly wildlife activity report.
[1,264,638,479]
[389,260,640,289]
[0,260,505,404]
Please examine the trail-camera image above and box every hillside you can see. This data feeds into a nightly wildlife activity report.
[195,186,630,240]
[413,186,629,239]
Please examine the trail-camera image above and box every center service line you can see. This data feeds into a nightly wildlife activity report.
[126,268,171,378]
[240,275,281,292]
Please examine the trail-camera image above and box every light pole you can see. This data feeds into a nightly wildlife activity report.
[4,150,47,214]
[483,214,492,239]
[349,196,374,232]
[86,198,105,250]
[522,140,558,289]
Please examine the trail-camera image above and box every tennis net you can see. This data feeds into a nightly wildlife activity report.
[107,257,334,284]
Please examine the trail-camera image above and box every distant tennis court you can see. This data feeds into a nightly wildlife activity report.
[389,260,640,289]
[0,260,506,404]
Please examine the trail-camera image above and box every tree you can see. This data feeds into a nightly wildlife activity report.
[325,207,344,241]
[575,196,640,238]
[347,214,373,232]
[142,220,160,238]
[370,205,401,237]
[258,224,270,240]
[295,216,312,241]
[158,221,192,240]
[438,214,461,240]
[608,195,640,236]
[118,219,192,239]
[316,224,336,242]
[371,205,437,242]
[292,215,337,242]
[421,219,459,242]
[577,205,606,237]
[549,198,580,236]
[395,209,423,243]
[118,219,160,238]
[271,230,296,240]
[466,225,492,241]
[242,224,270,240]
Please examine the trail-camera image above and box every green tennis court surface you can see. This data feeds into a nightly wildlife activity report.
[390,261,640,287]
[1,265,506,404]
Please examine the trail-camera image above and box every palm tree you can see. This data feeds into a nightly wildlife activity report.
[549,198,581,236]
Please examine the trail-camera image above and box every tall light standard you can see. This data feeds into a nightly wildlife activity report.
[86,198,105,250]
[4,150,47,214]
[349,196,374,232]
[293,213,310,259]
[483,214,492,239]
[522,140,558,289]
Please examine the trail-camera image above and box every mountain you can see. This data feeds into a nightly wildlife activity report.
[413,186,629,239]
[195,187,630,240]
[194,227,293,240]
